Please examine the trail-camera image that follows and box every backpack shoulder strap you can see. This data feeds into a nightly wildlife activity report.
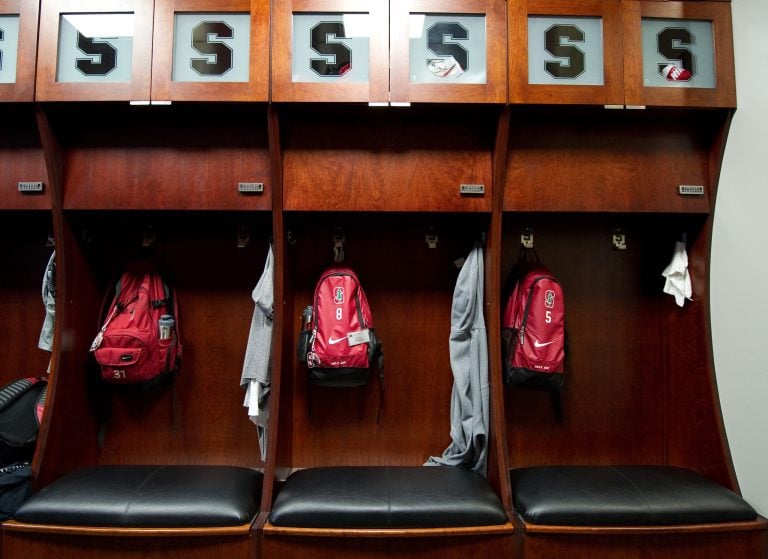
[0,377,45,415]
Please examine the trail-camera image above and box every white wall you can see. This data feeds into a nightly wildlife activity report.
[711,0,768,516]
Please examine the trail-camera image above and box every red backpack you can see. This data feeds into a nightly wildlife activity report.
[502,250,566,417]
[302,266,382,388]
[91,262,181,387]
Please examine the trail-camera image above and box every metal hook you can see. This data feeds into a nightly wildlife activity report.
[333,227,345,262]
[237,225,251,248]
[142,225,157,248]
[426,227,438,249]
[612,228,627,250]
[521,227,534,249]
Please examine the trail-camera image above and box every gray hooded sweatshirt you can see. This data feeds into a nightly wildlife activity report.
[38,251,56,353]
[425,244,489,476]
[241,245,274,461]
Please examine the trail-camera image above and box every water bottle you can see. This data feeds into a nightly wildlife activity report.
[297,306,313,361]
[159,314,175,340]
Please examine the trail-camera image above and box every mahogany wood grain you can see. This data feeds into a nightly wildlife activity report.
[0,105,49,210]
[280,104,495,212]
[270,0,390,103]
[663,210,734,487]
[151,0,270,102]
[622,1,736,109]
[521,518,768,536]
[41,103,272,211]
[503,213,710,468]
[486,106,512,511]
[259,106,287,515]
[0,0,39,101]
[504,106,722,213]
[262,522,514,538]
[3,520,252,537]
[388,0,508,104]
[261,531,514,559]
[518,525,767,559]
[0,212,54,381]
[36,0,155,102]
[54,212,270,468]
[508,0,624,106]
[32,213,104,488]
[280,213,488,468]
[3,530,254,559]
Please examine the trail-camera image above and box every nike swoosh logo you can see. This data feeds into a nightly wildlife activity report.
[328,336,347,345]
[533,340,556,348]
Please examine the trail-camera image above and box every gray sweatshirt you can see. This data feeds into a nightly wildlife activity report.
[241,245,274,461]
[38,251,56,353]
[425,244,489,476]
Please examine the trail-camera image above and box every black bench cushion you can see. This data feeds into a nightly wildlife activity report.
[269,466,508,529]
[14,465,263,528]
[511,465,758,527]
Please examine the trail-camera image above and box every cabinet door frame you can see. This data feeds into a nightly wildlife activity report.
[36,0,154,101]
[0,0,40,101]
[622,0,735,108]
[509,0,623,106]
[271,0,389,103]
[389,0,507,104]
[151,0,269,102]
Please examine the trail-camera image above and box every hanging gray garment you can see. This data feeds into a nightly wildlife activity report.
[38,251,56,352]
[425,244,489,476]
[241,245,274,461]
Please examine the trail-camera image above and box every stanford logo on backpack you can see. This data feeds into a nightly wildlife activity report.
[502,251,567,417]
[91,262,182,387]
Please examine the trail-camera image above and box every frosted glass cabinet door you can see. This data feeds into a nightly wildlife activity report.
[151,0,269,102]
[0,0,40,101]
[528,15,604,86]
[55,13,135,84]
[271,0,389,103]
[623,1,735,108]
[0,15,20,84]
[640,18,714,90]
[390,0,506,104]
[36,0,154,101]
[508,0,623,106]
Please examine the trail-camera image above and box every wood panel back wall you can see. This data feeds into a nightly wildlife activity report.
[0,213,54,383]
[0,106,48,211]
[60,212,271,467]
[34,102,274,483]
[281,105,498,213]
[500,104,735,488]
[282,213,489,468]
[505,107,722,213]
[502,213,709,468]
[45,103,272,211]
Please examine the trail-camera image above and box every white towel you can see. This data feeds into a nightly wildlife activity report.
[661,241,692,307]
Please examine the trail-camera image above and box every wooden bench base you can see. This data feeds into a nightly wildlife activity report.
[516,518,768,559]
[261,524,515,559]
[2,522,255,559]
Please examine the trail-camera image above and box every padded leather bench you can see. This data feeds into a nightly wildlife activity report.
[13,465,263,527]
[511,465,758,527]
[268,466,508,529]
